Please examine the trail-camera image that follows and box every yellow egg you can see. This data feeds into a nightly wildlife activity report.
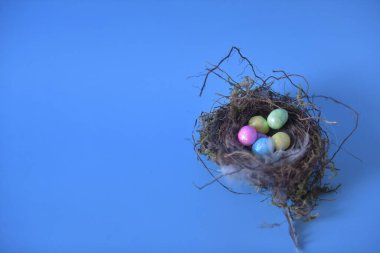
[272,132,291,150]
[248,116,269,134]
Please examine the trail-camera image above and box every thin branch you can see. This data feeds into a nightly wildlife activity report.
[193,167,245,190]
[312,95,359,162]
[199,46,265,96]
[284,207,300,252]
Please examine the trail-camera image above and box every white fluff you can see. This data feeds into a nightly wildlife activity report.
[219,134,310,185]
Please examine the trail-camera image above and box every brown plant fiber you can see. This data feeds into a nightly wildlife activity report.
[192,47,358,250]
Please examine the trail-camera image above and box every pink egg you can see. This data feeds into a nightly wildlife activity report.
[237,125,258,146]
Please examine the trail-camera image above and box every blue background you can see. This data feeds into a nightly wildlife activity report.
[1,1,379,252]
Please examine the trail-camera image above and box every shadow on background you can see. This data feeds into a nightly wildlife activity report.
[295,68,380,250]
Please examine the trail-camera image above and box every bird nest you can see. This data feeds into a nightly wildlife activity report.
[192,47,358,249]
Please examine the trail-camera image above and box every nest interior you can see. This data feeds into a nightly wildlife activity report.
[197,84,335,219]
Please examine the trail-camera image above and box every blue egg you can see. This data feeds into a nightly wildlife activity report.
[252,137,274,156]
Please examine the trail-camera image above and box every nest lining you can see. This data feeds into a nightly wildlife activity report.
[197,85,332,217]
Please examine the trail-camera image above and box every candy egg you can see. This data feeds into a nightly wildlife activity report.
[237,126,257,146]
[252,137,274,156]
[256,132,267,140]
[267,108,289,129]
[248,116,269,134]
[272,132,291,150]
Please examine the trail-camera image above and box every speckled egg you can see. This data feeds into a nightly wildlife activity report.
[237,125,257,146]
[267,108,288,129]
[252,137,274,156]
[272,132,291,150]
[248,116,269,134]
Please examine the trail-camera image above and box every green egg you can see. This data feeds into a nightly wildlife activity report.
[248,116,269,134]
[267,108,288,129]
[272,132,291,150]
